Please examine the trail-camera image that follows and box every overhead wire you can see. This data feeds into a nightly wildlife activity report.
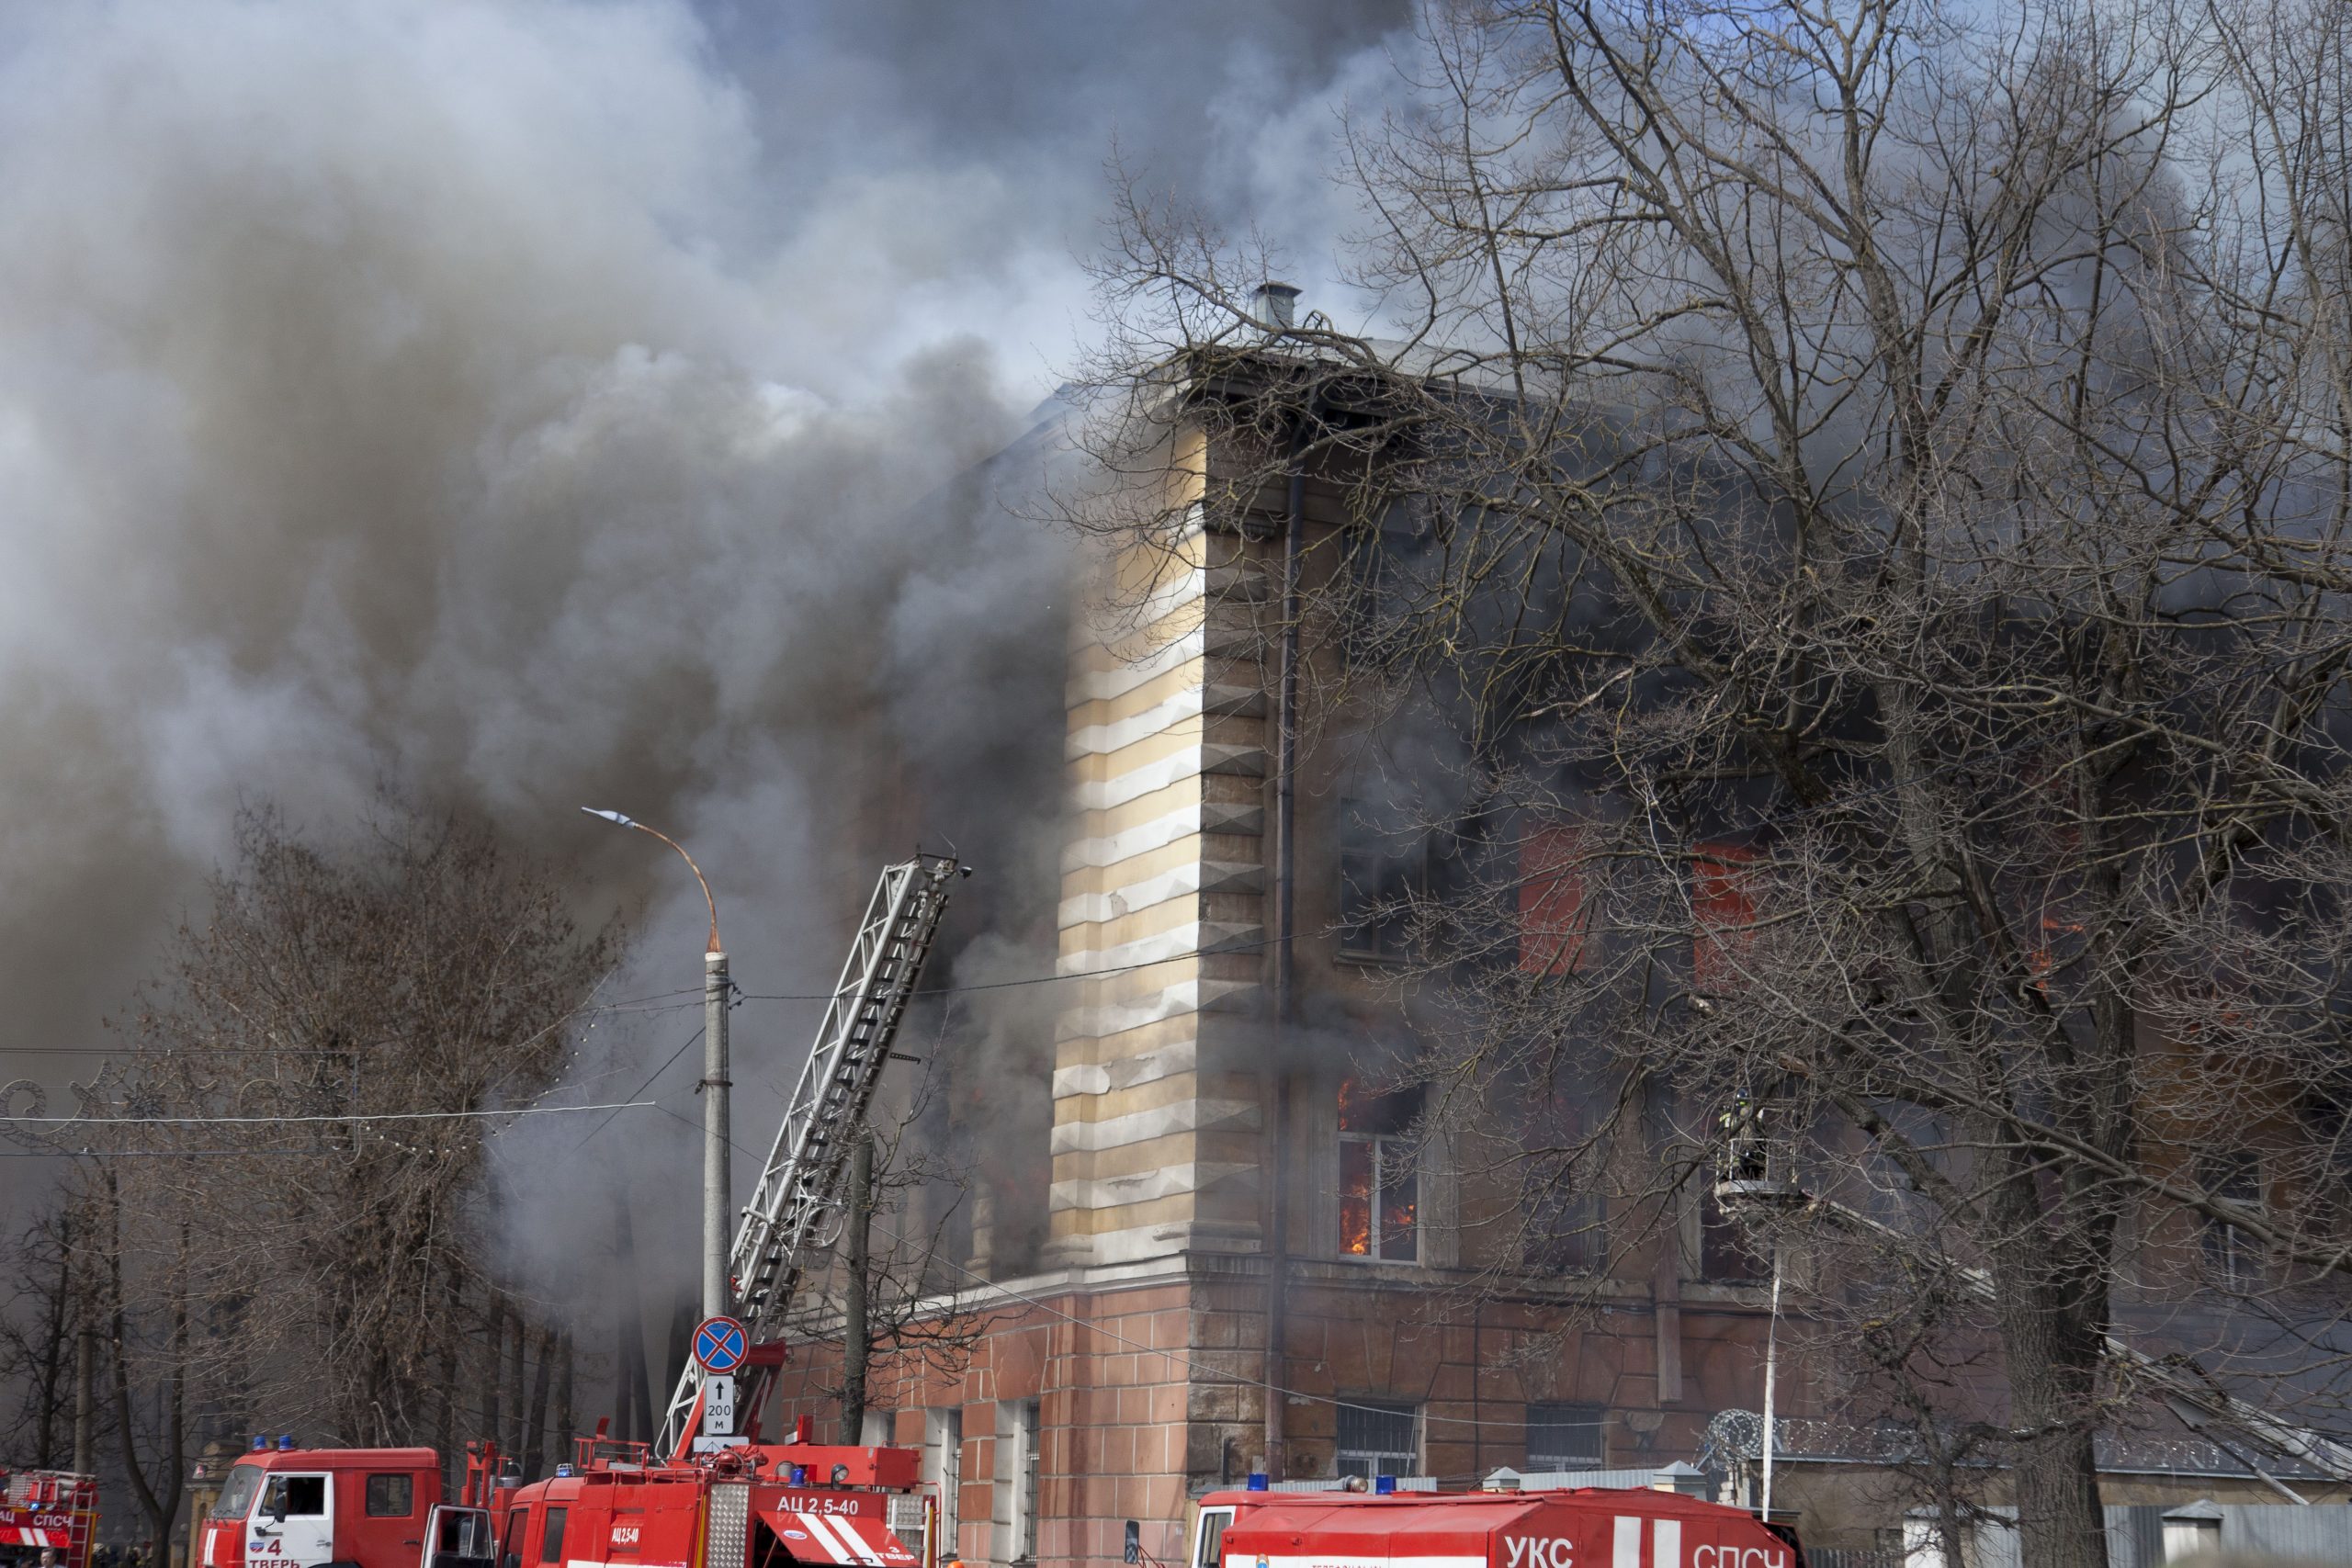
[0,1099,658,1126]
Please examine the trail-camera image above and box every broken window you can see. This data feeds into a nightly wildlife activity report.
[1340,1079,1421,1261]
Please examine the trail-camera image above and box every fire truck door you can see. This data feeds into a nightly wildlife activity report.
[422,1506,495,1568]
[251,1474,334,1568]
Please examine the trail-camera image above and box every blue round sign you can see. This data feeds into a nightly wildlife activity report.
[693,1315,748,1373]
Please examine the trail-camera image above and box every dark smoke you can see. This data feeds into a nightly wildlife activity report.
[0,0,1414,1272]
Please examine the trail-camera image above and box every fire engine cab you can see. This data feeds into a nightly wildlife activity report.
[1189,1484,1802,1568]
[198,1443,446,1568]
[0,1470,98,1568]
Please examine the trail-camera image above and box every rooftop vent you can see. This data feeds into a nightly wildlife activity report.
[1252,281,1301,332]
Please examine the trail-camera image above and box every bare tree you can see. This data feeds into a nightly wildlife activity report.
[1069,0,2352,1562]
[53,801,623,1461]
[0,1200,86,1470]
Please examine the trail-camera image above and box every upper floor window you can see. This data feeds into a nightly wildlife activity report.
[1342,499,1430,670]
[1521,1185,1604,1274]
[1340,799,1422,963]
[1691,842,1758,992]
[1334,1400,1419,1479]
[1697,1185,1767,1283]
[1340,1079,1421,1261]
[1519,824,1594,976]
[2199,1151,2264,1291]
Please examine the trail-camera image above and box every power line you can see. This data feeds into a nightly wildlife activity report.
[738,935,1285,1002]
[0,1099,657,1127]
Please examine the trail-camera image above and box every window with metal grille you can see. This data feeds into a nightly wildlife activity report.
[1524,1404,1605,1472]
[1334,1401,1419,1480]
[365,1474,413,1518]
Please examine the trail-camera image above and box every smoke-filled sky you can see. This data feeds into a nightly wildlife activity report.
[0,0,1414,1248]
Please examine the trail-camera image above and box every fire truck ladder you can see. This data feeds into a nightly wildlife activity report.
[661,852,966,1456]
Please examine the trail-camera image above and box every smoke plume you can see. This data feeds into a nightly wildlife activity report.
[0,0,1412,1274]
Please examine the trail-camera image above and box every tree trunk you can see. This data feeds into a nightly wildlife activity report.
[521,1325,554,1480]
[553,1330,575,1467]
[503,1309,526,1461]
[72,1324,94,1474]
[1986,1156,2112,1568]
[840,1132,874,1444]
[483,1292,506,1463]
[435,1340,458,1500]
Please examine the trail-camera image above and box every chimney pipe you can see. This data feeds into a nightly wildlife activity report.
[1252,281,1301,332]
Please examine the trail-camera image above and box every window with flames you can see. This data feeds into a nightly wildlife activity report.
[1340,1078,1422,1262]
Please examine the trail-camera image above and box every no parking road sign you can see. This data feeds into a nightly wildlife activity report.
[693,1315,749,1374]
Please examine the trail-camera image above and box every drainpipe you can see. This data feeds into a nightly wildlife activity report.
[1264,413,1306,1478]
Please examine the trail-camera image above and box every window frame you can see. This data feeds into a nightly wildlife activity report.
[500,1508,532,1568]
[1333,1400,1420,1480]
[1523,1403,1607,1472]
[1337,798,1423,964]
[1338,1130,1419,1262]
[365,1473,415,1519]
[2199,1151,2266,1292]
[262,1474,328,1519]
[538,1508,567,1565]
[1009,1398,1042,1564]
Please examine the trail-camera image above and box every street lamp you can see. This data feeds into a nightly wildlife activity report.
[582,807,731,1322]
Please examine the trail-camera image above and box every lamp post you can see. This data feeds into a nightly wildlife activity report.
[582,808,730,1322]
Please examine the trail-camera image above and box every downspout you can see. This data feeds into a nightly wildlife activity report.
[1264,414,1306,1478]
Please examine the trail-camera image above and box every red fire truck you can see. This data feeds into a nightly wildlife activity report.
[1189,1483,1802,1568]
[197,1444,447,1568]
[198,858,965,1568]
[0,1470,98,1568]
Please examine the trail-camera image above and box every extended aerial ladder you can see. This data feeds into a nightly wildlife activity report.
[1713,1100,2352,1496]
[661,852,967,1458]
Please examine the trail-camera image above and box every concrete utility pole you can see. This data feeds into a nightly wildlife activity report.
[703,943,730,1319]
[582,808,730,1322]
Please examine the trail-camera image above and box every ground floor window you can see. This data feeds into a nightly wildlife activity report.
[1524,1403,1605,1472]
[1334,1400,1419,1480]
[999,1398,1041,1563]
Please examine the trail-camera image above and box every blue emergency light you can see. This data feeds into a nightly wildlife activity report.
[788,1466,808,1487]
[1246,1473,1268,1492]
[1374,1476,1396,1495]
[251,1436,267,1451]
[277,1435,295,1451]
[555,1466,573,1479]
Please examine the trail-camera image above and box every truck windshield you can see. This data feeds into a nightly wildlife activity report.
[211,1465,265,1522]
